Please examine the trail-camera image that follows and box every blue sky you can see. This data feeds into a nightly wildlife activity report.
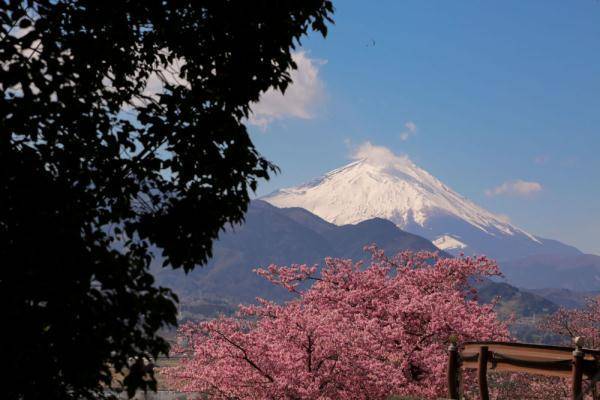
[247,0,600,255]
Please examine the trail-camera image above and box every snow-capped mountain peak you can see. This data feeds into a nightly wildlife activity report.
[263,155,539,244]
[259,140,579,260]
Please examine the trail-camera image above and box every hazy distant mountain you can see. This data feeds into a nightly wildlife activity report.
[525,287,600,309]
[262,157,579,260]
[499,254,600,292]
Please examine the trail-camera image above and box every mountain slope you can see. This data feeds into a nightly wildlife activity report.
[154,200,445,304]
[525,287,600,309]
[476,281,558,318]
[499,254,600,291]
[262,157,578,260]
[276,206,446,259]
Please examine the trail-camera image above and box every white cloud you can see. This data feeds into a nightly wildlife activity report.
[120,52,190,109]
[141,56,190,101]
[248,51,325,129]
[485,180,543,198]
[399,121,417,141]
[350,141,412,168]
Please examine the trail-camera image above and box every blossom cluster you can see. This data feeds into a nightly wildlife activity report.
[164,248,510,399]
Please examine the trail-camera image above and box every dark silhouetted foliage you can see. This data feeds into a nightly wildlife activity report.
[0,1,333,398]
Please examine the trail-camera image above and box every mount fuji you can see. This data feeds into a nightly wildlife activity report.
[262,151,579,261]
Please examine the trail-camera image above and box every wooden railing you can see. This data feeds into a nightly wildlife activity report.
[447,337,600,400]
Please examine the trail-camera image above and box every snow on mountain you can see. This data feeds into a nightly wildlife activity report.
[262,143,578,260]
[264,153,536,238]
[433,235,468,251]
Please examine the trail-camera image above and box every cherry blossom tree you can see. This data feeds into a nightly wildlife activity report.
[531,296,600,399]
[483,296,600,400]
[486,373,571,400]
[164,248,510,399]
[539,295,600,349]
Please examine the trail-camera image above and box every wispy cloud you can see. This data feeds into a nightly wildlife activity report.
[485,180,543,198]
[248,51,325,129]
[350,141,412,168]
[399,121,417,141]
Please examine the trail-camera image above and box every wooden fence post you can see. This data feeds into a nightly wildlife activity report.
[478,346,490,400]
[447,336,460,400]
[572,337,584,400]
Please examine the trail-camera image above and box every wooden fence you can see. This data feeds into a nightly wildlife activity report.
[447,337,600,400]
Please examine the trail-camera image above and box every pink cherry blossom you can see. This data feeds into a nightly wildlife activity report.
[478,295,600,400]
[163,248,511,399]
[539,295,600,350]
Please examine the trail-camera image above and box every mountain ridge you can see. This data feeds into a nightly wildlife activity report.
[262,157,579,260]
[154,200,447,304]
